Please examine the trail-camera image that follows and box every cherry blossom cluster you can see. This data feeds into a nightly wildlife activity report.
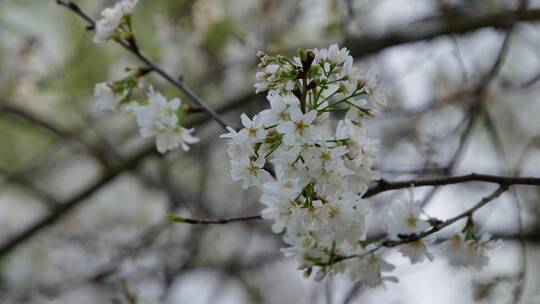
[222,45,502,286]
[94,74,198,153]
[255,44,386,121]
[93,0,138,43]
[223,44,385,283]
[92,0,198,154]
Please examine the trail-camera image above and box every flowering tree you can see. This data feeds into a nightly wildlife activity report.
[2,0,540,303]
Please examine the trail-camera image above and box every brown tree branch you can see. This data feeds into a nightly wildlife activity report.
[347,8,540,58]
[168,214,262,225]
[164,173,540,227]
[363,173,540,198]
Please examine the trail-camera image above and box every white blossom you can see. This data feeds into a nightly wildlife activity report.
[230,156,272,189]
[93,4,124,43]
[385,188,431,238]
[276,104,318,146]
[239,113,267,142]
[254,63,296,94]
[313,43,350,66]
[220,126,255,160]
[322,194,368,246]
[345,99,369,123]
[362,69,387,107]
[260,178,302,233]
[223,45,394,284]
[259,93,298,127]
[133,86,198,153]
[348,251,398,288]
[94,82,122,111]
[156,126,199,153]
[397,237,435,264]
[270,146,309,183]
[93,0,138,43]
[120,0,138,13]
[441,233,503,270]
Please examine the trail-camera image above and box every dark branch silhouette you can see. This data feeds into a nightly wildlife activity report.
[347,7,540,58]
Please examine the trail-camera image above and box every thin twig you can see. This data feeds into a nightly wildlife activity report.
[363,173,540,198]
[168,214,262,225]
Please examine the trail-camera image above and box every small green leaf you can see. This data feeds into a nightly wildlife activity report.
[167,214,185,223]
[461,217,477,241]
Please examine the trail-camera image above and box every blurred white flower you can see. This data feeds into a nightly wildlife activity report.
[155,126,199,153]
[134,86,179,136]
[385,187,431,238]
[397,238,435,264]
[120,0,138,13]
[361,69,387,107]
[93,82,121,111]
[133,86,198,153]
[93,4,124,43]
[345,99,369,123]
[441,233,503,270]
[349,251,398,288]
[93,0,138,43]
